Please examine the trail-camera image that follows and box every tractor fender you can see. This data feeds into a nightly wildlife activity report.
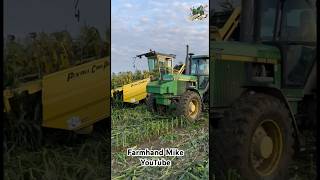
[186,82,209,101]
[186,88,201,97]
[242,85,302,147]
[185,88,206,110]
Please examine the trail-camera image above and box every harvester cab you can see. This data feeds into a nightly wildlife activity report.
[136,50,179,80]
[146,46,209,122]
[111,50,185,104]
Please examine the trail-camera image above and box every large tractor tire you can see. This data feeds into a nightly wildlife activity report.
[177,90,202,122]
[213,93,294,180]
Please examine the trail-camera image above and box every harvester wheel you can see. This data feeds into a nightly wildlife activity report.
[146,94,156,112]
[177,90,202,122]
[213,93,294,180]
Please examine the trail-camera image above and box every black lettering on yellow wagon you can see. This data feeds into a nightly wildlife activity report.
[66,62,107,82]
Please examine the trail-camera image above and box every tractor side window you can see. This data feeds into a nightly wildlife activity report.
[284,45,316,87]
[260,0,277,40]
[148,58,155,71]
[280,0,316,42]
[281,0,316,87]
[191,60,198,74]
[199,76,209,89]
[158,61,169,75]
[198,59,209,75]
[166,59,172,69]
[159,61,165,68]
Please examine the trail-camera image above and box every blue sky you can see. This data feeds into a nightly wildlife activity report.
[112,0,208,73]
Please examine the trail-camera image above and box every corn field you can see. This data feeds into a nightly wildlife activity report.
[111,70,152,89]
[3,25,109,88]
[111,104,209,179]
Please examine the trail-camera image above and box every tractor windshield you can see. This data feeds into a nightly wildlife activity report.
[191,58,209,75]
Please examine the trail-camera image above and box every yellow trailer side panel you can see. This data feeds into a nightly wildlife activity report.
[42,57,110,130]
[122,78,150,103]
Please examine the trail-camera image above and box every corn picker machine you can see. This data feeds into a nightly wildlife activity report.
[111,50,185,104]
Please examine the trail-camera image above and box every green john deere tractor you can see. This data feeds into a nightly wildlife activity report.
[146,45,209,122]
[211,0,317,179]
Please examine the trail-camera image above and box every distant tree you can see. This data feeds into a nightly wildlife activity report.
[4,39,27,86]
[79,26,103,59]
[111,70,152,89]
[3,26,107,88]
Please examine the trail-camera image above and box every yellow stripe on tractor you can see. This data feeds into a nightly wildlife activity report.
[220,54,278,64]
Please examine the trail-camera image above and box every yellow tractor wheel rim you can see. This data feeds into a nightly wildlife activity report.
[188,99,199,118]
[250,119,283,176]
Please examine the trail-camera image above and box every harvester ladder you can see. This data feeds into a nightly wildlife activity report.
[210,7,241,41]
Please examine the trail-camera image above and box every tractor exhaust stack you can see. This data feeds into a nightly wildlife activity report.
[185,45,190,75]
[240,0,255,42]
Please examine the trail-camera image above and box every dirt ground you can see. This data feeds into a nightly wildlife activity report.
[289,130,317,180]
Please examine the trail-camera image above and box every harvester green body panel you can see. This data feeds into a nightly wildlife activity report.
[210,41,309,115]
[210,41,284,108]
[147,74,197,106]
[210,60,246,107]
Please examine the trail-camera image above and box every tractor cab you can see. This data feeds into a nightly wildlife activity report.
[136,50,176,79]
[189,55,209,90]
[258,0,317,90]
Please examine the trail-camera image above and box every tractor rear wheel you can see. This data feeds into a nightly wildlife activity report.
[177,90,202,122]
[213,93,294,180]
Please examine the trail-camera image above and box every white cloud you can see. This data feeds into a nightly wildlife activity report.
[139,16,149,23]
[123,3,133,8]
